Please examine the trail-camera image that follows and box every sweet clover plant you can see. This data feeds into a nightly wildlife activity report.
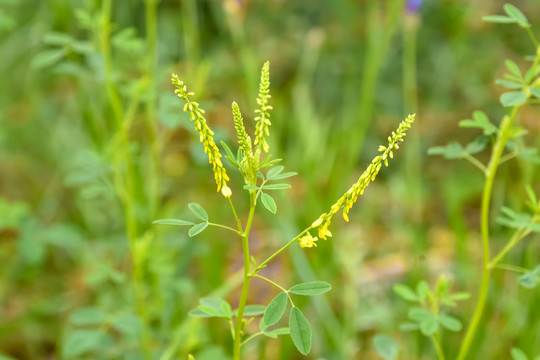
[155,62,415,359]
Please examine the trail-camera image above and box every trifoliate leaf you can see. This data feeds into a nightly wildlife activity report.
[500,91,527,107]
[188,202,208,221]
[482,15,517,23]
[188,222,208,237]
[373,334,399,360]
[503,4,529,26]
[261,193,277,214]
[393,284,419,302]
[289,281,332,296]
[289,307,311,355]
[261,184,291,190]
[263,292,288,326]
[153,219,195,226]
[266,165,284,180]
[439,314,462,332]
[420,317,439,336]
[511,348,529,360]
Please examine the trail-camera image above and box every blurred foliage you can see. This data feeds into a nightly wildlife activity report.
[1,0,539,359]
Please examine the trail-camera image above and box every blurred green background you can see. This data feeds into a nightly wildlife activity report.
[1,0,539,359]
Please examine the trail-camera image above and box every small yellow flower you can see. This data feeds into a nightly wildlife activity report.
[299,233,318,248]
[318,224,332,240]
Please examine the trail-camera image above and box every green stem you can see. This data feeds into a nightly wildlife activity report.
[241,331,264,347]
[253,274,295,306]
[145,0,160,220]
[457,107,518,360]
[233,193,256,360]
[207,222,243,236]
[254,228,310,273]
[228,197,243,232]
[463,153,488,175]
[431,333,446,360]
[492,263,529,273]
[488,227,530,269]
[526,27,539,48]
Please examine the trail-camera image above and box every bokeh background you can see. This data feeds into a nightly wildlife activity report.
[1,0,539,359]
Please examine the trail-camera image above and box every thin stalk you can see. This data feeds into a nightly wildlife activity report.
[253,274,287,293]
[488,213,540,269]
[228,196,243,232]
[431,333,446,360]
[207,222,243,236]
[254,228,310,273]
[144,0,160,219]
[233,193,256,360]
[492,263,529,273]
[457,107,518,360]
[463,153,488,175]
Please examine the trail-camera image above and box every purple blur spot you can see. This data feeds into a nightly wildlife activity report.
[406,0,423,14]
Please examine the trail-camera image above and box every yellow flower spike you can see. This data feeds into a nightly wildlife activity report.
[254,61,272,154]
[171,73,231,196]
[299,234,318,248]
[310,114,415,240]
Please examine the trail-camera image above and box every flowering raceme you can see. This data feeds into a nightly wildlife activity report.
[171,74,232,197]
[299,114,416,248]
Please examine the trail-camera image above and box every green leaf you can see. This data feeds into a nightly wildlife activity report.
[153,219,195,226]
[416,281,430,301]
[458,110,498,136]
[530,88,540,99]
[188,222,208,237]
[188,308,215,318]
[69,307,107,326]
[482,15,517,23]
[270,172,297,180]
[446,292,470,301]
[260,157,282,169]
[263,292,288,326]
[221,141,239,167]
[373,334,399,360]
[511,348,529,360]
[503,4,529,26]
[495,79,523,89]
[399,322,420,331]
[439,314,462,332]
[505,59,522,78]
[261,184,291,190]
[62,329,110,358]
[393,284,419,302]
[44,31,73,45]
[243,185,260,190]
[420,317,439,336]
[500,91,527,107]
[427,142,465,159]
[408,307,434,322]
[189,297,230,318]
[31,48,66,69]
[110,313,141,337]
[261,193,277,214]
[266,165,284,180]
[518,271,539,289]
[289,307,311,355]
[221,301,233,319]
[263,327,290,338]
[465,136,489,154]
[234,305,266,316]
[289,281,332,296]
[188,202,208,221]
